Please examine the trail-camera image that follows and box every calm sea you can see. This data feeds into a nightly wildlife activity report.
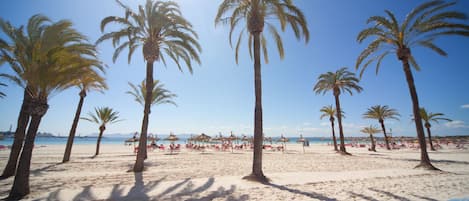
[0,136,334,146]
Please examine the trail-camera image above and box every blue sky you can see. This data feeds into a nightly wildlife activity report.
[1,0,468,138]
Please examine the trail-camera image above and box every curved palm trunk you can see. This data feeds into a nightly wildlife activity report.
[9,99,48,199]
[400,52,437,170]
[329,118,338,151]
[369,134,376,152]
[379,120,391,150]
[245,32,267,182]
[94,126,105,156]
[63,90,86,162]
[425,124,436,151]
[334,93,348,155]
[1,89,31,179]
[134,61,153,172]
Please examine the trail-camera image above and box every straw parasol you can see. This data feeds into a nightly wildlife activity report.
[165,132,179,142]
[277,134,289,152]
[195,133,211,142]
[297,134,306,153]
[225,131,239,152]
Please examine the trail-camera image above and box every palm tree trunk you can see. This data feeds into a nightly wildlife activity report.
[370,134,376,152]
[9,99,48,199]
[334,93,348,155]
[426,125,436,151]
[401,56,437,170]
[245,32,267,182]
[63,90,86,163]
[95,126,105,156]
[134,61,153,172]
[1,89,31,179]
[379,120,391,150]
[330,118,338,151]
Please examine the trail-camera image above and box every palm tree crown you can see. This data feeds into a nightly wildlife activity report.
[361,125,381,135]
[363,105,400,122]
[127,80,177,107]
[82,107,122,127]
[320,105,345,120]
[215,0,309,64]
[419,108,452,127]
[356,0,469,77]
[97,0,201,72]
[313,67,363,96]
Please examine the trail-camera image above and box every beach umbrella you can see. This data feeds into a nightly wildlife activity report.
[165,133,179,142]
[195,133,211,143]
[277,134,289,152]
[297,134,306,153]
[226,131,239,152]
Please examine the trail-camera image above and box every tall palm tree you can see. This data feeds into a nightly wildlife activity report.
[127,79,177,108]
[356,0,469,170]
[314,67,362,155]
[363,105,400,150]
[419,108,452,151]
[215,0,309,182]
[82,107,121,156]
[0,81,6,98]
[319,105,344,152]
[97,0,201,172]
[360,125,381,152]
[0,15,101,199]
[63,70,107,163]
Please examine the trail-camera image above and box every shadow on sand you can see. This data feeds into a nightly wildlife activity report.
[35,173,249,201]
[264,182,337,201]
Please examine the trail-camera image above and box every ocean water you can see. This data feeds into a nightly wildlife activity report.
[0,136,334,146]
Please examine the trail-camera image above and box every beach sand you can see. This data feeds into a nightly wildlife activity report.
[1,143,469,200]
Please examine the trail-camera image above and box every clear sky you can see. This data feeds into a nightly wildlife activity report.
[1,0,468,138]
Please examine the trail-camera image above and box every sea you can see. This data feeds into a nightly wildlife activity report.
[0,136,335,146]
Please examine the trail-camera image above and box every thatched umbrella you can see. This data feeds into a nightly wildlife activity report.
[277,134,289,152]
[297,134,306,153]
[164,133,179,154]
[225,131,239,152]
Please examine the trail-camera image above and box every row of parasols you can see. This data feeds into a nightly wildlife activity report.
[126,132,308,145]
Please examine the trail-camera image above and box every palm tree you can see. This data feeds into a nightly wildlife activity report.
[127,80,177,108]
[215,0,309,182]
[63,70,107,163]
[0,82,6,98]
[97,0,201,172]
[363,105,400,150]
[127,79,176,158]
[82,107,122,156]
[360,125,381,152]
[356,0,469,170]
[0,15,101,199]
[314,67,362,155]
[319,105,344,152]
[419,108,452,151]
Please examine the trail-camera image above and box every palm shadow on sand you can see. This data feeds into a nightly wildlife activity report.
[36,173,249,201]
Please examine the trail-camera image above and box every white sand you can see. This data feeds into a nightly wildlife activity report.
[1,143,469,200]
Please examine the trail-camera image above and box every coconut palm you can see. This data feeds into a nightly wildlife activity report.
[360,125,381,152]
[0,15,101,199]
[127,79,177,108]
[97,0,201,172]
[63,70,107,163]
[314,67,362,155]
[319,105,345,152]
[418,108,452,151]
[215,0,309,182]
[363,105,400,150]
[356,0,469,170]
[82,107,122,156]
